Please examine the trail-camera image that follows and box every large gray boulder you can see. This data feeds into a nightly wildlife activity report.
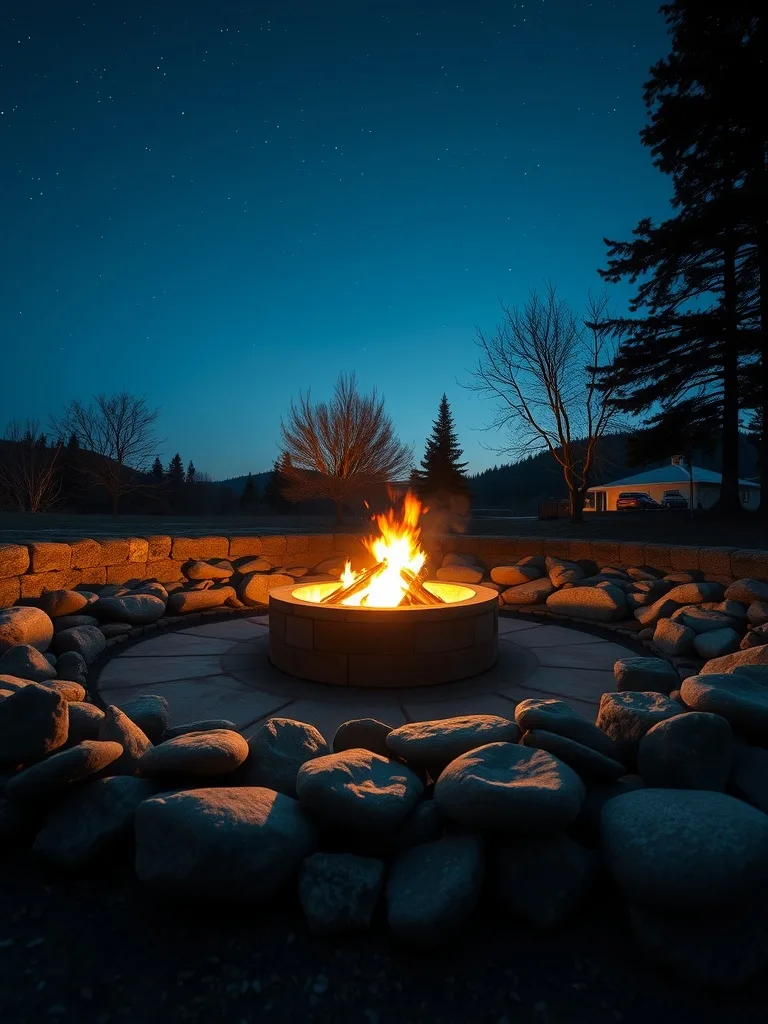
[700,644,768,675]
[118,695,168,744]
[139,730,248,777]
[494,834,595,929]
[98,706,153,774]
[136,787,317,902]
[636,712,733,791]
[693,628,742,660]
[501,578,554,606]
[546,585,627,622]
[434,742,585,832]
[0,683,68,764]
[514,698,618,758]
[66,702,106,744]
[53,614,100,632]
[240,718,329,797]
[386,715,520,771]
[167,586,236,614]
[55,651,88,682]
[596,692,681,765]
[51,625,106,665]
[332,718,393,758]
[0,606,54,654]
[680,672,768,740]
[675,606,741,634]
[5,740,123,803]
[33,776,155,868]
[652,618,694,656]
[601,789,768,912]
[521,729,625,782]
[298,852,385,934]
[0,644,57,682]
[724,579,768,605]
[613,657,679,695]
[93,594,166,625]
[386,835,484,947]
[296,750,424,834]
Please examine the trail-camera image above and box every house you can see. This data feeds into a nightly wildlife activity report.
[585,461,761,511]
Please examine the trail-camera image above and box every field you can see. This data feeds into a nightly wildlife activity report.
[0,509,765,549]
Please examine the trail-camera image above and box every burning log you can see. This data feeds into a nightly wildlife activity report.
[400,567,445,606]
[320,560,388,605]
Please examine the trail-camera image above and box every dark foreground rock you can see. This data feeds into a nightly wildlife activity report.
[596,692,681,765]
[298,852,385,934]
[636,712,733,791]
[5,740,123,803]
[494,834,596,928]
[0,683,68,764]
[241,717,329,797]
[386,714,520,770]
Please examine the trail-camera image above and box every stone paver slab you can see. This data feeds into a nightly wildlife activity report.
[120,634,236,657]
[515,666,616,704]
[178,620,268,640]
[497,618,544,635]
[98,654,227,688]
[503,624,608,648]
[527,642,633,671]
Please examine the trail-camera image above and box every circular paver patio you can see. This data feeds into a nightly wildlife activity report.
[95,614,638,740]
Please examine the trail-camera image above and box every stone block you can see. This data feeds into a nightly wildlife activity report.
[171,536,229,560]
[414,617,475,654]
[270,632,348,685]
[29,542,71,573]
[0,544,30,578]
[258,535,288,561]
[96,538,131,566]
[542,538,571,560]
[669,545,701,571]
[515,538,544,557]
[127,537,149,563]
[590,541,621,566]
[0,576,21,606]
[730,550,768,581]
[147,535,171,560]
[285,614,314,650]
[227,536,263,558]
[20,571,68,597]
[643,544,676,572]
[619,542,647,568]
[145,559,185,582]
[268,609,288,642]
[106,562,148,584]
[69,538,101,568]
[568,540,593,563]
[78,567,107,588]
[474,609,497,644]
[314,620,416,656]
[697,546,735,577]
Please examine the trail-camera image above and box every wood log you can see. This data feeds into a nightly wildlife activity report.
[400,567,445,605]
[320,560,387,605]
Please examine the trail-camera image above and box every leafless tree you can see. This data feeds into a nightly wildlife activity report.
[468,285,618,523]
[51,393,161,514]
[280,373,413,524]
[0,421,63,513]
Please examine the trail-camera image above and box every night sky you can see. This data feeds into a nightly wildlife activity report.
[2,0,671,479]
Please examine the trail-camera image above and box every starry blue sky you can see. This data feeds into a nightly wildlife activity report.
[1,0,671,479]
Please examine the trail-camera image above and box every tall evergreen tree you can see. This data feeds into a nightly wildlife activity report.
[67,432,80,450]
[151,457,164,484]
[35,433,48,449]
[598,1,761,514]
[264,455,294,514]
[186,460,196,484]
[240,473,258,511]
[166,453,185,488]
[413,395,469,499]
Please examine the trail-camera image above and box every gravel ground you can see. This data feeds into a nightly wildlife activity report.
[0,853,764,1024]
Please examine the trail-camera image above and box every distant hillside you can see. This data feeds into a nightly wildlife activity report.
[215,472,272,496]
[469,433,760,516]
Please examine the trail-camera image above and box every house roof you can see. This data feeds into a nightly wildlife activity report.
[588,464,760,491]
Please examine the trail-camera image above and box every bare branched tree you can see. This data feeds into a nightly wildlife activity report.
[0,421,63,513]
[468,285,619,523]
[280,373,413,524]
[51,393,161,514]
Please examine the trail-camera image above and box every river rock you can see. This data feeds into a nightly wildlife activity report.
[297,750,424,834]
[546,561,585,587]
[653,618,694,656]
[546,585,627,622]
[240,718,329,797]
[675,607,740,634]
[601,788,768,912]
[386,715,520,771]
[234,556,272,574]
[0,606,54,654]
[494,833,595,928]
[237,573,294,607]
[680,673,768,740]
[700,644,768,675]
[741,624,768,649]
[333,718,393,758]
[490,564,542,587]
[94,594,167,625]
[298,852,385,934]
[135,786,317,902]
[434,742,584,832]
[596,692,681,765]
[435,565,484,584]
[99,623,133,639]
[5,740,123,804]
[53,614,100,632]
[0,683,68,764]
[636,712,733,791]
[51,625,106,665]
[33,775,155,868]
[386,835,484,947]
[66,702,106,744]
[139,729,248,777]
[693,628,742,659]
[725,579,768,605]
[634,597,681,628]
[514,698,618,758]
[747,601,768,627]
[390,799,444,852]
[118,695,168,743]
[183,559,234,580]
[521,730,625,781]
[167,586,236,614]
[42,679,86,702]
[37,589,93,619]
[501,578,554,606]
[665,582,722,605]
[98,706,153,773]
[0,644,57,682]
[164,718,238,739]
[575,775,645,833]
[55,650,88,682]
[613,657,679,695]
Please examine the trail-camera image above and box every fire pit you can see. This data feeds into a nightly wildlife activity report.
[268,492,499,686]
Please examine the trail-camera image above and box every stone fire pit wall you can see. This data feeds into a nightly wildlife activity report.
[268,582,499,686]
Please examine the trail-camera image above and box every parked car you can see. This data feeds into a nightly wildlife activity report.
[616,491,661,511]
[661,489,688,509]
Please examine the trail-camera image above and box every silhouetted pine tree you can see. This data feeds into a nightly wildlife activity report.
[166,453,185,488]
[264,455,294,514]
[413,394,469,500]
[599,1,761,514]
[240,473,258,511]
[151,457,164,484]
[67,432,80,450]
[186,460,196,484]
